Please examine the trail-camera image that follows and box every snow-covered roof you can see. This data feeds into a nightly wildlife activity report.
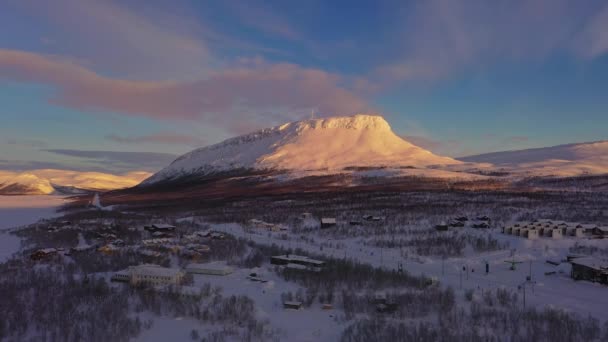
[152,223,176,229]
[186,261,232,271]
[128,264,183,278]
[571,257,608,271]
[273,254,325,266]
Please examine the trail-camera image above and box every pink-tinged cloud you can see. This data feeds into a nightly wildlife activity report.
[105,133,206,146]
[0,49,370,133]
[9,0,211,80]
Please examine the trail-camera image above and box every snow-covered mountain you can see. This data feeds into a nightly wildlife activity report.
[0,170,152,195]
[143,114,461,185]
[460,140,608,176]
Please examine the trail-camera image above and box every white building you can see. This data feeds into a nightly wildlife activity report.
[185,261,233,276]
[128,264,184,286]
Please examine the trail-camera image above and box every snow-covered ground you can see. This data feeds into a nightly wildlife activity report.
[0,195,66,262]
[213,223,608,321]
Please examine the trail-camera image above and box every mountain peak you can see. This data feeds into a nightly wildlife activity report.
[282,114,391,132]
[143,114,460,185]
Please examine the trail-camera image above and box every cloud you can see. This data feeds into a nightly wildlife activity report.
[575,4,608,59]
[43,149,177,173]
[377,0,607,83]
[3,138,48,148]
[105,133,206,147]
[9,0,211,80]
[0,49,370,134]
[223,0,301,40]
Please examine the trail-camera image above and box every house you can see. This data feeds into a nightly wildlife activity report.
[144,224,176,232]
[320,218,336,228]
[545,228,563,239]
[349,220,362,226]
[128,264,184,286]
[571,257,608,284]
[449,220,465,227]
[185,261,233,276]
[30,248,58,261]
[435,222,449,231]
[592,227,608,237]
[271,254,325,271]
[476,216,490,221]
[567,226,585,237]
[283,301,303,310]
[525,229,539,240]
[472,222,490,229]
[455,216,468,222]
[299,213,313,220]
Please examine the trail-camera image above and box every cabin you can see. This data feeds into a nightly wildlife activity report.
[283,301,303,310]
[185,262,233,276]
[30,248,58,261]
[144,223,176,233]
[349,220,362,226]
[449,220,465,227]
[476,216,491,222]
[455,216,468,222]
[571,257,608,284]
[320,218,337,229]
[472,222,490,229]
[524,229,539,240]
[435,223,449,231]
[545,228,563,239]
[592,227,608,237]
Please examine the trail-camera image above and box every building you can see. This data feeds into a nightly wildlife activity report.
[128,264,184,286]
[571,257,608,284]
[271,254,325,271]
[472,222,490,229]
[545,228,563,239]
[283,301,302,310]
[592,227,608,237]
[144,223,176,232]
[320,218,336,228]
[185,262,233,276]
[30,248,57,261]
[524,229,539,240]
[435,222,449,231]
[111,270,130,282]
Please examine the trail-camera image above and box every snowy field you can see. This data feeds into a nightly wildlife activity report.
[0,195,66,262]
[213,223,608,321]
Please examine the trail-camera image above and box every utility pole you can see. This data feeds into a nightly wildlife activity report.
[529,260,532,281]
[459,269,463,289]
[523,282,526,309]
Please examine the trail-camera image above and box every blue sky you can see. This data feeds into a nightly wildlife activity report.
[1,0,608,173]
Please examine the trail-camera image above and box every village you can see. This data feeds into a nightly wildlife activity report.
[4,189,608,341]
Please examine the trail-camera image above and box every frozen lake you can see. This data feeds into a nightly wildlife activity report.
[0,195,67,261]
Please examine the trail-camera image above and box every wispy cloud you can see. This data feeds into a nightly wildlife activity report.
[10,0,211,80]
[3,138,48,148]
[105,133,206,147]
[0,49,370,134]
[376,0,608,83]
